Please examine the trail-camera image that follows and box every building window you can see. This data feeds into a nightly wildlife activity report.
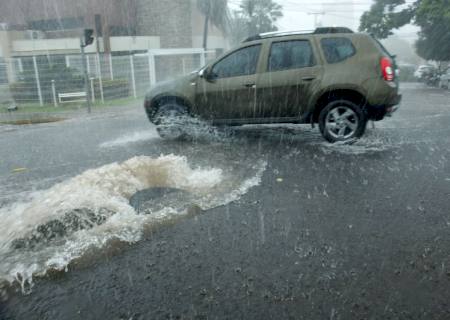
[28,17,84,31]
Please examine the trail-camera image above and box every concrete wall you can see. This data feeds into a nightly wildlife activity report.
[10,36,160,56]
[192,36,227,50]
[109,36,160,52]
[12,38,86,56]
[1,0,228,55]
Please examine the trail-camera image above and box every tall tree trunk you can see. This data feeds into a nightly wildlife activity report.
[202,10,210,50]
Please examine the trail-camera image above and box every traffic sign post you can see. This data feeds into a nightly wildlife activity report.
[80,29,94,113]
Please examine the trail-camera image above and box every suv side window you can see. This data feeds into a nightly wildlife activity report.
[321,37,356,64]
[212,45,261,79]
[268,40,315,71]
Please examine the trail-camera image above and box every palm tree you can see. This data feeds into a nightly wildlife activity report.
[229,0,283,45]
[240,0,283,35]
[197,0,229,50]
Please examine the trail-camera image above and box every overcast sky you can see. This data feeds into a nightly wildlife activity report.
[229,0,419,42]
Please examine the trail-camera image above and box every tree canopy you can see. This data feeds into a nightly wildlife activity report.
[359,0,450,61]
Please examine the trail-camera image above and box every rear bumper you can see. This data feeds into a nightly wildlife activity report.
[366,94,402,121]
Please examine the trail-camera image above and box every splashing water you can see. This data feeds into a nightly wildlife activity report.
[0,155,266,294]
[100,130,160,148]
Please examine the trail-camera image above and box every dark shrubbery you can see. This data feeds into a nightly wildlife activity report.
[93,79,129,100]
[10,64,84,104]
[10,63,130,104]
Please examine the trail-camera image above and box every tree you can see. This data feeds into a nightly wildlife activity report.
[229,0,283,45]
[414,0,450,61]
[359,0,450,61]
[197,0,229,50]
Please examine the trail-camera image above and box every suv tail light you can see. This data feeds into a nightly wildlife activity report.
[381,57,394,81]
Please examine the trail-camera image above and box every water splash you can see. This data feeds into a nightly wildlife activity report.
[0,155,266,294]
[100,130,159,148]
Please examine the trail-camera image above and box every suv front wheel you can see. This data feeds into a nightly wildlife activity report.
[154,103,188,140]
[319,100,367,143]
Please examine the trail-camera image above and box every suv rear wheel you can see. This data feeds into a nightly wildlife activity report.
[319,100,367,143]
[154,103,188,140]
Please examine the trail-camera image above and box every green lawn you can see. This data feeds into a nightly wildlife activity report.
[0,96,142,114]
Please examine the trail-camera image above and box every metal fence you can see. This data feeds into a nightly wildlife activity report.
[0,48,216,106]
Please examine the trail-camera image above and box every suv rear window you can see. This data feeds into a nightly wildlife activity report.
[321,37,356,64]
[268,40,315,71]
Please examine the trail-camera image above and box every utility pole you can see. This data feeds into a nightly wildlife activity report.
[308,12,325,28]
[80,29,94,113]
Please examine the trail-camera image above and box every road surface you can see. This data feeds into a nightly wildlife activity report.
[1,83,450,319]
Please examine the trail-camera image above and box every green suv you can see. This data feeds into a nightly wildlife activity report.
[144,27,401,143]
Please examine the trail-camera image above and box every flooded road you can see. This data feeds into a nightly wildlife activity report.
[1,83,450,319]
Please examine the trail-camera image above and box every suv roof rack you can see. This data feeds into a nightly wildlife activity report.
[243,27,354,42]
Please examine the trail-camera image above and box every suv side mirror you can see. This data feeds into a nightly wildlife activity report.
[200,67,217,82]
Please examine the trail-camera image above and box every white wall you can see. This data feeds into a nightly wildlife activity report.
[192,36,228,50]
[11,36,161,56]
[109,36,160,51]
[12,38,90,55]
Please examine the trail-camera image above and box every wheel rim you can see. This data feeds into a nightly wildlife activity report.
[325,106,359,140]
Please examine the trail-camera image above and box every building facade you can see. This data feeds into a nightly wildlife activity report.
[0,0,228,55]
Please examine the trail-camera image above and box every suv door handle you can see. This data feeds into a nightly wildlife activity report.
[302,76,316,81]
[244,83,256,88]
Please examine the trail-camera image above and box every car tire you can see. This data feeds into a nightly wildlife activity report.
[154,103,188,140]
[319,100,367,143]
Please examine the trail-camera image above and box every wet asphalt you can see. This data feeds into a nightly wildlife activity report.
[1,83,450,319]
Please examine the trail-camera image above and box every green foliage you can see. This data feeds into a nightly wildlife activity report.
[359,0,450,61]
[94,79,130,100]
[415,0,450,61]
[229,0,283,45]
[10,64,84,103]
[359,1,415,39]
[10,63,130,103]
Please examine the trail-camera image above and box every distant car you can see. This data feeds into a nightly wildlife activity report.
[414,65,435,80]
[144,27,402,143]
[439,68,450,89]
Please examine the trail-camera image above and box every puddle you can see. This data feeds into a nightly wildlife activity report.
[0,155,266,295]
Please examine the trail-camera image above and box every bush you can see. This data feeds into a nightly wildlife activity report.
[93,79,130,100]
[10,65,84,104]
[10,62,130,104]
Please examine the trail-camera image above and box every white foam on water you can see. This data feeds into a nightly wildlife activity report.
[0,155,267,293]
[100,130,159,148]
[317,132,397,155]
